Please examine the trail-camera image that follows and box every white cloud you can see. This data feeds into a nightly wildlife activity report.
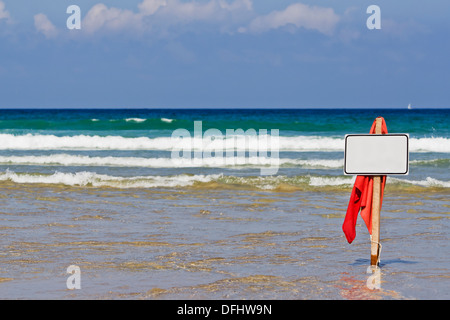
[29,1,341,38]
[81,0,253,35]
[143,0,253,22]
[219,0,252,11]
[243,3,340,35]
[0,1,10,21]
[138,0,167,15]
[159,0,221,22]
[34,13,58,38]
[82,4,142,34]
[160,0,251,22]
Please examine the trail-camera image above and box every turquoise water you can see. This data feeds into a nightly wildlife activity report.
[0,108,448,190]
[0,108,448,136]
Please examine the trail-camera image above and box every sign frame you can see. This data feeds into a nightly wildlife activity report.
[344,133,409,176]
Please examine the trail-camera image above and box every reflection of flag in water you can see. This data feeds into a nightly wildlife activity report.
[342,117,388,244]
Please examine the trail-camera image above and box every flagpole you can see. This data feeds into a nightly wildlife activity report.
[370,117,383,266]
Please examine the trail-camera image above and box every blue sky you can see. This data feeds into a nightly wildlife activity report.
[0,0,449,108]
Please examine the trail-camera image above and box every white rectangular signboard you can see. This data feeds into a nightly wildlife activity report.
[344,134,409,175]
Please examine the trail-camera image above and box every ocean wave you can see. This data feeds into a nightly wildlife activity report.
[161,118,174,123]
[125,118,146,122]
[0,170,220,188]
[410,158,450,167]
[0,134,169,150]
[390,177,450,188]
[309,176,355,186]
[0,170,447,190]
[1,153,448,170]
[0,133,448,152]
[0,154,343,169]
[409,137,450,153]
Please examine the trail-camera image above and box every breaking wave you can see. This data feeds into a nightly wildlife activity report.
[0,170,447,190]
[0,133,448,152]
[0,154,343,169]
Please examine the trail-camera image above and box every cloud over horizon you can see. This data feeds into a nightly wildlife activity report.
[241,3,340,35]
[82,0,255,35]
[0,0,10,22]
[34,13,58,38]
[28,0,342,38]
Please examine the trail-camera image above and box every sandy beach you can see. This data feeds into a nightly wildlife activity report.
[1,182,448,300]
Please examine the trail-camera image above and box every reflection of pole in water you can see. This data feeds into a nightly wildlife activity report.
[366,265,381,290]
[336,270,404,299]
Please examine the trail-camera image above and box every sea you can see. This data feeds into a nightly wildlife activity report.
[0,108,448,300]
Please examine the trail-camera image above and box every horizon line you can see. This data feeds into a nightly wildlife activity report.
[0,106,448,110]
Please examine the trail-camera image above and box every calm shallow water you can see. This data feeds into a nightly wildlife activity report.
[0,183,448,300]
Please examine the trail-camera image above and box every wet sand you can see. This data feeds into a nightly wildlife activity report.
[0,183,449,299]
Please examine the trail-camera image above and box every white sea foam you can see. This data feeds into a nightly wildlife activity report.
[0,134,168,150]
[161,118,174,123]
[0,133,448,152]
[0,154,343,169]
[390,177,450,188]
[409,137,450,153]
[0,134,342,151]
[305,176,449,189]
[0,170,220,188]
[290,159,343,168]
[125,118,146,122]
[409,158,450,166]
[309,176,356,186]
[0,169,447,189]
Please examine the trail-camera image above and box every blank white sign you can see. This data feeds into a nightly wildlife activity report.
[344,134,409,175]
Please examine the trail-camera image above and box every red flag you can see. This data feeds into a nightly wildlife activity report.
[342,117,388,244]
